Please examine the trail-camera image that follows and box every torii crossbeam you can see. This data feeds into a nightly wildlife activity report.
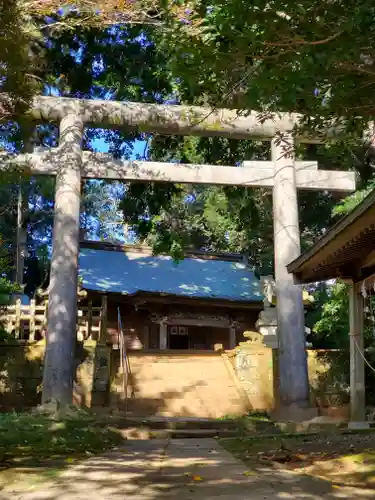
[0,95,356,418]
[12,150,355,190]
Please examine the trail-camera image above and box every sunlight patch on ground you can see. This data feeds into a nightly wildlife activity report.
[305,452,375,487]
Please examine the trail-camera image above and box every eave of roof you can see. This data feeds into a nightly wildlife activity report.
[80,240,247,263]
[106,290,263,309]
[287,189,375,283]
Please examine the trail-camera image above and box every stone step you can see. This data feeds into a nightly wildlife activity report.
[162,428,238,439]
[109,354,249,418]
[238,418,281,435]
[96,415,238,431]
[118,427,238,440]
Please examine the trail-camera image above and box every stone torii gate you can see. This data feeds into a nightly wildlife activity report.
[1,96,355,416]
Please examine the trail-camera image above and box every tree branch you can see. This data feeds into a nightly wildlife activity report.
[264,30,343,47]
[337,61,375,77]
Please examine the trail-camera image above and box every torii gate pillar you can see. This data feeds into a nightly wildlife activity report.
[42,109,83,407]
[271,136,312,418]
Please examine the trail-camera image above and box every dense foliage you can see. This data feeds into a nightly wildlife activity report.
[305,281,375,404]
[1,2,375,361]
[1,9,373,270]
[0,240,17,305]
[122,136,354,268]
[161,1,375,134]
[0,1,42,118]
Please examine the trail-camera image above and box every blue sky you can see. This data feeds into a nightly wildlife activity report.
[47,86,148,159]
[91,137,147,158]
[84,137,149,242]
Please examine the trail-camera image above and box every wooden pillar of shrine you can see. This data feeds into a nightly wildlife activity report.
[348,285,367,426]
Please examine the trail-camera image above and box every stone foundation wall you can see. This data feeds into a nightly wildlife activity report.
[231,347,275,410]
[0,341,350,418]
[234,338,349,418]
[0,340,110,412]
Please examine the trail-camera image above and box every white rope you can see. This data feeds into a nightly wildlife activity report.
[350,332,375,374]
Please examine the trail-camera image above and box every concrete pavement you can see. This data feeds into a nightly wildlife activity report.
[2,439,375,500]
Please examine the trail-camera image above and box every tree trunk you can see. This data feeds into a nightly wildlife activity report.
[13,126,35,290]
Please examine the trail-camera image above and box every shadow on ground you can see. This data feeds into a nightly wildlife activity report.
[221,431,375,489]
[1,439,375,500]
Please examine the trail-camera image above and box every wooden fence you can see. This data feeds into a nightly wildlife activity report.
[0,296,107,342]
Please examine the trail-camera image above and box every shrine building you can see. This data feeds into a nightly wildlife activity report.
[78,241,264,351]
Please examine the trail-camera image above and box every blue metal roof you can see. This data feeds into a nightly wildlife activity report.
[79,248,263,303]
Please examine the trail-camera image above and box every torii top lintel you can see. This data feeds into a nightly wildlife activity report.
[2,94,343,143]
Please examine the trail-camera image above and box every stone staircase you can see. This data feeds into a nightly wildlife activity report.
[111,352,250,419]
[98,416,239,439]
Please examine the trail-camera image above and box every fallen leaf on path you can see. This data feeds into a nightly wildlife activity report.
[243,471,256,476]
[65,458,76,464]
[192,475,203,481]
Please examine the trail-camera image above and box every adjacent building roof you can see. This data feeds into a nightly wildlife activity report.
[79,243,263,303]
[287,189,375,284]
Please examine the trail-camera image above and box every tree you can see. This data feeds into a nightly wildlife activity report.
[29,0,161,26]
[0,233,20,305]
[82,180,134,242]
[0,122,57,291]
[121,133,361,271]
[3,9,373,275]
[0,20,175,279]
[6,1,375,139]
[0,1,41,117]
[306,282,349,349]
[160,0,375,138]
[121,135,273,265]
[1,2,166,122]
[305,280,375,405]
